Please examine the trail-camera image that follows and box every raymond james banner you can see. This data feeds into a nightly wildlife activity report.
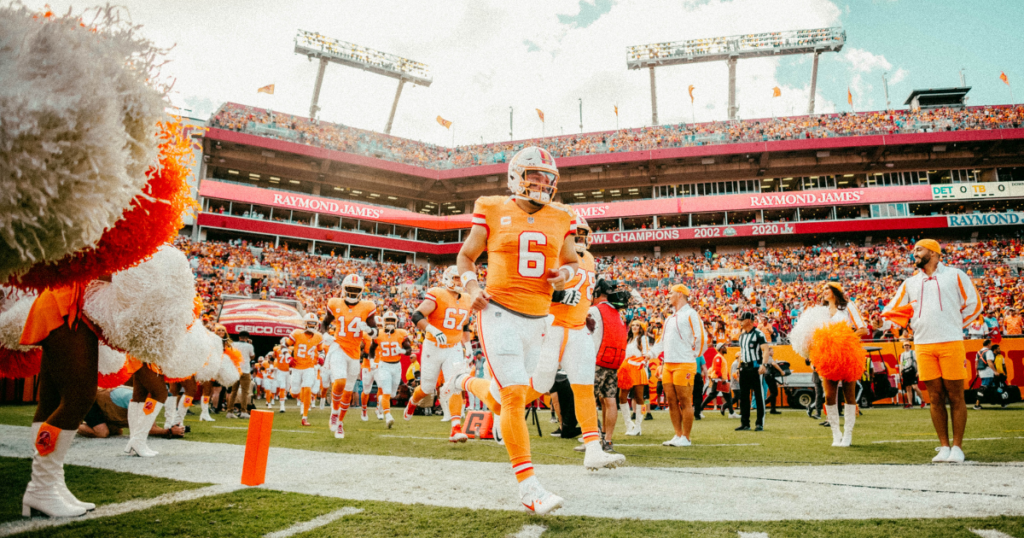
[947,211,1024,227]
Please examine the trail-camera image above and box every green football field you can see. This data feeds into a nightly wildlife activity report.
[1,403,1022,537]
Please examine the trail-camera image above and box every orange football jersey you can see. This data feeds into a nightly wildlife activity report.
[423,287,472,347]
[360,333,374,369]
[550,249,596,329]
[273,346,289,372]
[286,329,323,370]
[471,196,576,317]
[374,329,410,363]
[326,298,377,358]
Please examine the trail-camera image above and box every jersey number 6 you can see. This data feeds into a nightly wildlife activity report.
[518,231,547,278]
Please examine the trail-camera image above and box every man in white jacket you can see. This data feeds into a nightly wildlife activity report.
[651,284,708,447]
[884,239,981,463]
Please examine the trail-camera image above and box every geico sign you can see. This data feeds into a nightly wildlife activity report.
[234,324,293,336]
[591,229,681,244]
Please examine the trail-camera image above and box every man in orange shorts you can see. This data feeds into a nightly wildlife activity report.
[884,239,981,463]
[652,285,707,447]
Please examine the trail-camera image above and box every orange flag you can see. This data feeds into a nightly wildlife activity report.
[436,116,452,129]
[688,85,695,103]
[772,86,781,98]
[536,109,545,122]
[614,105,618,116]
[847,87,853,105]
[1000,72,1010,85]
[257,84,275,95]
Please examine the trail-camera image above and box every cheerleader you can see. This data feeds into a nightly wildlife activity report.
[814,282,869,447]
[124,363,168,457]
[620,321,653,436]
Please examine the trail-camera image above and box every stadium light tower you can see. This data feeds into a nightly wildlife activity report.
[294,30,432,134]
[627,27,845,122]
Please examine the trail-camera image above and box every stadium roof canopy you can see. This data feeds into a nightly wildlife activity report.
[904,87,971,110]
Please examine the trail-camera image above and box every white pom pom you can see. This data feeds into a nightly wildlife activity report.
[789,306,833,359]
[84,246,197,365]
[97,345,127,376]
[160,324,214,379]
[0,289,37,352]
[215,354,240,387]
[0,5,169,281]
[194,331,224,383]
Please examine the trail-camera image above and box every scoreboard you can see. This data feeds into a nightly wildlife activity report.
[931,181,1024,200]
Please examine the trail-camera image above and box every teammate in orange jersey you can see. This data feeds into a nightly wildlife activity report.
[368,311,412,428]
[322,274,378,439]
[405,266,473,442]
[529,216,625,469]
[272,340,291,413]
[454,146,578,515]
[285,313,323,426]
[359,331,380,421]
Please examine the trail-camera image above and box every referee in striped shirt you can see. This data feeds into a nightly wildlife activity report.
[735,312,774,431]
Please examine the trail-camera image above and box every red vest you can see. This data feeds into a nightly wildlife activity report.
[594,302,627,370]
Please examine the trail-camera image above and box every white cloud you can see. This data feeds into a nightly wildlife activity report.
[890,67,908,85]
[25,0,854,145]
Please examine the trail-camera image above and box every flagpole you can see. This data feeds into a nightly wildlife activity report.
[691,102,695,123]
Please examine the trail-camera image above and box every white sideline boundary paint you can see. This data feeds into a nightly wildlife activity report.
[262,507,363,538]
[616,443,761,447]
[0,424,1021,522]
[738,533,770,538]
[970,530,1015,538]
[0,484,241,537]
[214,426,317,434]
[873,437,1023,444]
[510,524,547,537]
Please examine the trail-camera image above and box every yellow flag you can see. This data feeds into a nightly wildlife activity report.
[688,85,695,103]
[536,109,545,122]
[436,115,452,129]
[772,86,781,98]
[257,84,275,95]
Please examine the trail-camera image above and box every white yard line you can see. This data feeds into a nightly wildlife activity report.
[738,533,770,538]
[970,531,1016,538]
[509,524,547,538]
[378,434,450,440]
[0,424,1022,522]
[262,507,363,538]
[616,443,761,447]
[0,484,241,537]
[213,426,317,434]
[872,437,1023,444]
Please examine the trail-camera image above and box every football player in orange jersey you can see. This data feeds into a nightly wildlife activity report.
[369,311,411,428]
[453,146,578,515]
[404,266,473,442]
[359,331,379,421]
[531,216,626,469]
[285,313,324,426]
[272,340,291,413]
[322,274,378,439]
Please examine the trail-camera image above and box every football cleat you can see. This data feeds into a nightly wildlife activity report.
[584,442,625,470]
[329,413,339,432]
[376,406,384,420]
[361,408,368,422]
[385,413,394,429]
[519,477,563,516]
[334,421,345,439]
[449,424,468,443]
[301,417,311,427]
[403,402,415,421]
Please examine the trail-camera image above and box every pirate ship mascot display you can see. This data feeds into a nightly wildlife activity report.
[0,5,212,518]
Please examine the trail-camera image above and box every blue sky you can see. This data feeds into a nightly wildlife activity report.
[24,0,1024,145]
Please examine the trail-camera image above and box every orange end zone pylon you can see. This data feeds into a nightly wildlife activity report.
[241,409,274,486]
[463,410,493,439]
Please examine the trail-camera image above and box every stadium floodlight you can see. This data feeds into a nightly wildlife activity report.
[294,30,432,133]
[627,27,845,122]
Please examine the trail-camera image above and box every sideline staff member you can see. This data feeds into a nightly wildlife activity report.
[736,312,774,431]
[651,284,707,447]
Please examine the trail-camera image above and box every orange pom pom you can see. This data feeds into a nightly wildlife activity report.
[9,119,199,291]
[809,321,866,382]
[97,364,132,389]
[0,348,42,379]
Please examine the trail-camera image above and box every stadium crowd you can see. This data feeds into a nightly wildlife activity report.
[209,102,1024,170]
[179,236,1024,350]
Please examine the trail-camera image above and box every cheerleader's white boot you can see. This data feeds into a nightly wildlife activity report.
[838,404,856,447]
[22,425,87,518]
[125,401,161,457]
[163,396,178,429]
[826,404,842,447]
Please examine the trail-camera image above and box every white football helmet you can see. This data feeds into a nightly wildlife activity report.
[304,313,319,331]
[382,311,398,333]
[341,274,364,304]
[575,215,592,255]
[508,146,558,205]
[441,265,463,294]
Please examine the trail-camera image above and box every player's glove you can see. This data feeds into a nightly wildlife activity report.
[426,325,447,346]
[559,289,582,306]
[357,321,377,338]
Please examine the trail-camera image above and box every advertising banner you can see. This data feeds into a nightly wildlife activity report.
[218,298,304,337]
[947,212,1024,227]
